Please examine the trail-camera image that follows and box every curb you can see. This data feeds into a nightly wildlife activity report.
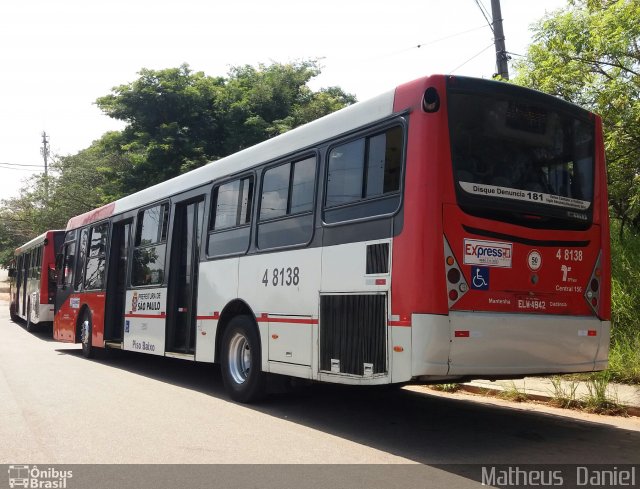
[457,383,640,417]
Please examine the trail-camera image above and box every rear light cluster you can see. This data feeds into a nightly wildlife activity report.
[444,237,468,307]
[584,252,602,314]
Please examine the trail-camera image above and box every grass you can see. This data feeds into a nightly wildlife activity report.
[498,381,529,402]
[607,219,640,384]
[583,371,627,415]
[549,376,581,409]
[430,383,461,393]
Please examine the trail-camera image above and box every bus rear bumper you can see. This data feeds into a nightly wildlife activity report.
[411,312,610,379]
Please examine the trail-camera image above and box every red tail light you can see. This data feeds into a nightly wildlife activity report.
[444,237,468,308]
[585,253,602,315]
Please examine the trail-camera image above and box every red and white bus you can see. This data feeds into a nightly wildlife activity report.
[53,75,610,402]
[9,230,65,330]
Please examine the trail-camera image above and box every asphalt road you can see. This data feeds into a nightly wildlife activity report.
[1,300,639,487]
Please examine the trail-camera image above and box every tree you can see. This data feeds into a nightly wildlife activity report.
[514,0,640,236]
[96,65,226,190]
[96,60,356,195]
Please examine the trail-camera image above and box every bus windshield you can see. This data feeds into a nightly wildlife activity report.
[448,89,595,228]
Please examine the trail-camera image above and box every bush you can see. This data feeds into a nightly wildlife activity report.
[608,220,640,384]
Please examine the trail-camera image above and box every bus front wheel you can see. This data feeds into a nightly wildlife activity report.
[220,315,266,403]
[80,311,94,358]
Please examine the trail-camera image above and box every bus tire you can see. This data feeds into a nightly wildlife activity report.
[80,310,94,359]
[26,300,33,332]
[10,302,18,323]
[220,315,266,403]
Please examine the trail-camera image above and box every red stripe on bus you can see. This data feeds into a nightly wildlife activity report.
[195,314,317,324]
[389,320,412,327]
[125,313,165,319]
[256,316,318,324]
[66,202,115,230]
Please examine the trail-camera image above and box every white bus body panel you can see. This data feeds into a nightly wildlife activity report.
[321,239,391,293]
[411,314,451,377]
[239,248,321,369]
[122,288,167,356]
[36,302,54,324]
[195,240,397,381]
[195,258,239,362]
[448,312,609,375]
[22,291,54,324]
[411,312,610,377]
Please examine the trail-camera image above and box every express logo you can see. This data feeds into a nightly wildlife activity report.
[463,239,513,268]
[468,246,510,258]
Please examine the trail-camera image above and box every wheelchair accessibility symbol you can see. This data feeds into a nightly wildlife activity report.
[471,266,490,290]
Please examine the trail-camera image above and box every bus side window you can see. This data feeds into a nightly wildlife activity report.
[85,222,109,290]
[207,176,254,257]
[257,156,316,250]
[36,245,43,281]
[324,126,403,224]
[132,203,169,286]
[62,241,76,289]
[75,229,89,291]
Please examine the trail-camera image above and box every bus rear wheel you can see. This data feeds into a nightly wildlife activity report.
[221,315,266,403]
[9,302,18,323]
[80,311,94,359]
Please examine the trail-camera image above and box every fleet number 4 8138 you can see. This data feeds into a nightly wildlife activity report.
[262,267,300,287]
[556,249,583,261]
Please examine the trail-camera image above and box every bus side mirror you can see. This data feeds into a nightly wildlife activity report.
[8,268,16,278]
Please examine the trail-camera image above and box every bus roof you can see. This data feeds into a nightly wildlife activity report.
[15,230,65,254]
[66,87,397,231]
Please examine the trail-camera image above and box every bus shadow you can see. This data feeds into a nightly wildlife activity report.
[56,347,640,469]
[7,316,58,342]
[26,325,57,342]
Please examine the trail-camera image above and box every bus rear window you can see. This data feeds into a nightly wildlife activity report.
[448,90,595,229]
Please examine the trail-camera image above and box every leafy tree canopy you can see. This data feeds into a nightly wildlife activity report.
[95,60,356,195]
[513,0,640,235]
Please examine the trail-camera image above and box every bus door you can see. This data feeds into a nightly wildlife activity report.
[166,197,205,356]
[15,255,23,316]
[21,252,31,317]
[104,218,132,343]
[54,234,79,342]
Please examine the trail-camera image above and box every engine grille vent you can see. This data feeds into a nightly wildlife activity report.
[320,294,386,376]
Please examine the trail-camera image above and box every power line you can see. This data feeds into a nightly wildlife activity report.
[473,0,494,32]
[449,43,495,74]
[414,24,491,49]
[360,24,491,63]
[0,162,43,168]
[0,164,40,172]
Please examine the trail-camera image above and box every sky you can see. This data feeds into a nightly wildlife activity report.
[0,0,568,201]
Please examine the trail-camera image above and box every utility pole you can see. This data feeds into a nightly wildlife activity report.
[40,131,50,201]
[490,0,509,79]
